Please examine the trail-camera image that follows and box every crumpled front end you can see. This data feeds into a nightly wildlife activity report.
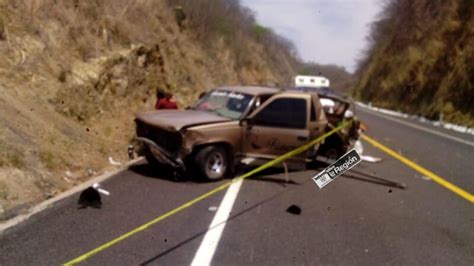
[133,119,185,169]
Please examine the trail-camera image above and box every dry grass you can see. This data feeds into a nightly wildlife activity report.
[0,0,353,218]
[354,0,474,126]
[0,0,307,217]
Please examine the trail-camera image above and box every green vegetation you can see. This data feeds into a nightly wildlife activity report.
[354,0,474,126]
[167,0,300,79]
[39,150,56,170]
[252,24,268,40]
[0,151,25,169]
[0,181,8,200]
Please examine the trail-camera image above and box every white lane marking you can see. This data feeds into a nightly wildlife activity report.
[191,179,243,266]
[358,107,474,147]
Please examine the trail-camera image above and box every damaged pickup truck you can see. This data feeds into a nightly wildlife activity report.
[132,86,360,180]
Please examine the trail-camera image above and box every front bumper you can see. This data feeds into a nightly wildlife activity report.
[133,137,185,169]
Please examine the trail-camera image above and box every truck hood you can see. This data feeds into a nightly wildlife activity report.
[135,110,231,131]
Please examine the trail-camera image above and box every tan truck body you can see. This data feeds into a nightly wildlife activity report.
[133,86,355,180]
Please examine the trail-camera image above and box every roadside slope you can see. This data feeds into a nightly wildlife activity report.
[0,0,299,218]
[354,0,473,126]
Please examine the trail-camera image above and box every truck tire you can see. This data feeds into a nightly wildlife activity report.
[145,154,161,167]
[195,145,228,181]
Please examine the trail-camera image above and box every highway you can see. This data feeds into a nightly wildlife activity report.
[0,106,473,265]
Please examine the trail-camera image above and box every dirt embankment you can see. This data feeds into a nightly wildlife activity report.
[0,0,298,219]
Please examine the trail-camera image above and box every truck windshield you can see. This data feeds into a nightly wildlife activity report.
[195,90,253,119]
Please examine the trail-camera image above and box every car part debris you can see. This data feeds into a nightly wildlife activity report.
[354,140,364,155]
[87,169,97,177]
[360,155,382,163]
[353,140,382,163]
[282,161,289,182]
[286,205,301,215]
[92,183,110,196]
[78,187,101,209]
[108,157,122,166]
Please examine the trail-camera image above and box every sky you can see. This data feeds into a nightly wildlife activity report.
[241,0,384,73]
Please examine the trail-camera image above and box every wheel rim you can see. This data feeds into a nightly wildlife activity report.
[206,152,225,178]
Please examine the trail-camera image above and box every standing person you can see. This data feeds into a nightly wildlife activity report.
[156,92,178,110]
[155,89,166,109]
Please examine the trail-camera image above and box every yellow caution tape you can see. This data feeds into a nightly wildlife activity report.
[64,121,351,265]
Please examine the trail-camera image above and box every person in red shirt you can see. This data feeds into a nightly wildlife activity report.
[155,92,178,110]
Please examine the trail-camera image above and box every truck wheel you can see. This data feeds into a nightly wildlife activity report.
[146,155,155,164]
[145,155,160,167]
[195,146,228,181]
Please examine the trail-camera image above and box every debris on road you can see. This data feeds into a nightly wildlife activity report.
[108,157,122,166]
[354,140,364,155]
[63,170,78,184]
[354,140,383,163]
[87,169,97,177]
[77,183,109,209]
[208,206,218,212]
[78,187,102,209]
[286,205,301,215]
[92,183,110,196]
[360,155,383,163]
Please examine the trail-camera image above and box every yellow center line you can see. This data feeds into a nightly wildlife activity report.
[63,122,351,265]
[361,134,474,204]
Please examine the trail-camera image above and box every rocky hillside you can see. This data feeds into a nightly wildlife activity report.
[0,0,356,220]
[0,0,299,219]
[354,0,473,126]
[0,0,353,219]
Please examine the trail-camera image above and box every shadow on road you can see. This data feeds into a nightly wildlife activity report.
[128,162,195,182]
[247,176,300,187]
[129,161,404,190]
[341,169,406,189]
[307,160,406,189]
[239,166,301,187]
[129,162,303,186]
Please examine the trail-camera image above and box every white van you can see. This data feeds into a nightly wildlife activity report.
[294,75,330,88]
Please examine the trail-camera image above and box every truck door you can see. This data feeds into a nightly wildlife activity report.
[242,95,310,166]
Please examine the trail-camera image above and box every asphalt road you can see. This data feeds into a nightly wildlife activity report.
[0,107,473,265]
